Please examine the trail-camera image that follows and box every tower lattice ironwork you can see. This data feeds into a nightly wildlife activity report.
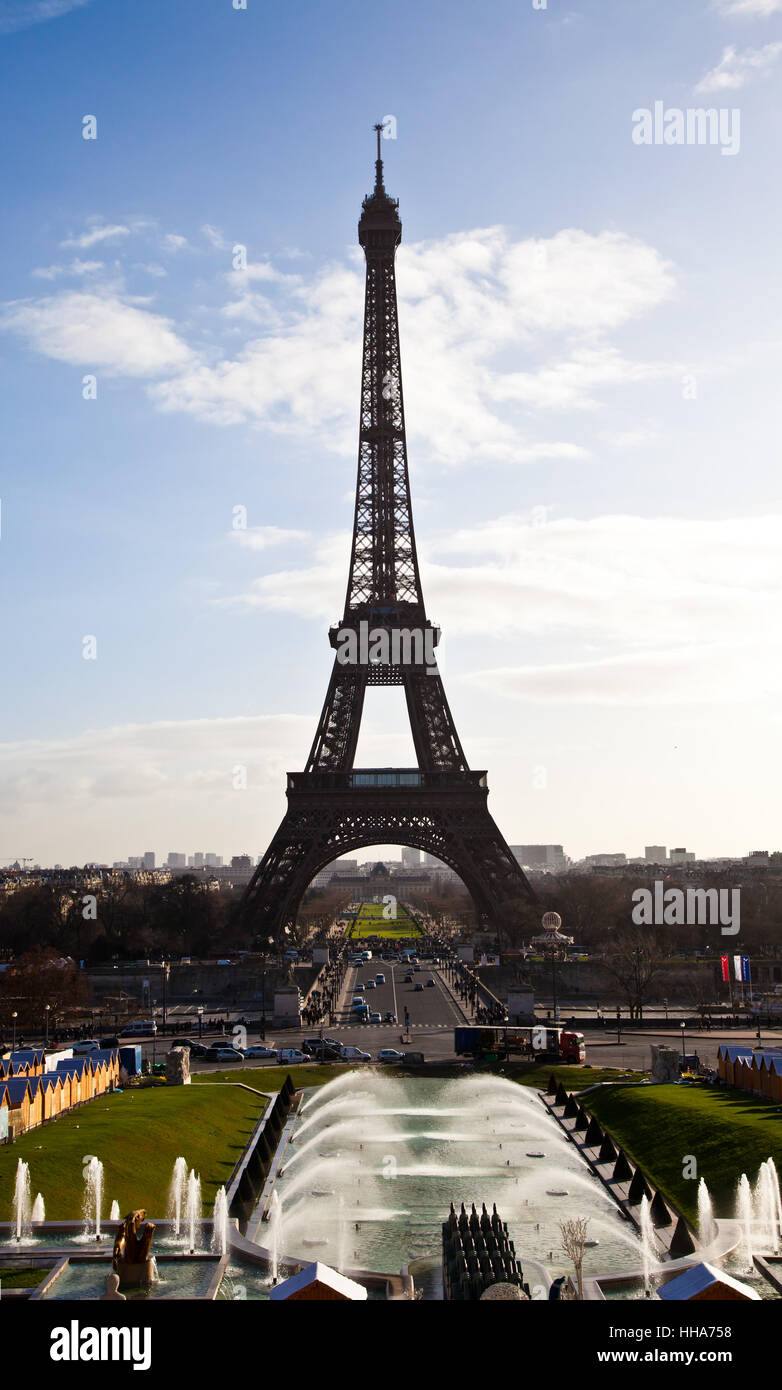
[238,130,535,941]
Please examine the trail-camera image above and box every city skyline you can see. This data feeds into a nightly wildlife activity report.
[2,0,782,866]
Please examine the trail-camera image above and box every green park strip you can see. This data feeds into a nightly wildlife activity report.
[0,1085,266,1221]
[514,1064,646,1090]
[580,1083,782,1225]
[0,1265,47,1288]
[192,1063,352,1090]
[346,901,424,940]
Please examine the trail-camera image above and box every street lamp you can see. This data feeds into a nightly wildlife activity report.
[12,1011,18,1051]
[197,1006,203,1040]
[44,1004,50,1049]
[680,1021,686,1061]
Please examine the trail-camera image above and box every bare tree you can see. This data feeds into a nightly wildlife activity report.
[559,1217,590,1300]
[602,930,661,1020]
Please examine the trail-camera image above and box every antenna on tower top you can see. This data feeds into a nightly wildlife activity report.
[373,121,385,191]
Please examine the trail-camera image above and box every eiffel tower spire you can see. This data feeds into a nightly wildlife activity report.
[343,130,420,613]
[237,133,535,945]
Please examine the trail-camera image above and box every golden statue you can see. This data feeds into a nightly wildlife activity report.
[113,1209,157,1287]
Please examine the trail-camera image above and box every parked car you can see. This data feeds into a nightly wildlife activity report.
[340,1046,371,1062]
[244,1046,277,1059]
[404,973,414,983]
[384,1012,397,1023]
[72,1040,100,1055]
[277,1048,307,1064]
[375,973,385,984]
[414,983,424,992]
[377,1049,405,1063]
[369,1012,382,1023]
[99,1036,120,1050]
[170,1037,201,1049]
[210,1047,243,1063]
[425,979,435,988]
[351,996,365,1008]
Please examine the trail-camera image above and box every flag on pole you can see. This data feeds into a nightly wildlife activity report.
[720,955,730,983]
[741,955,751,983]
[733,955,743,982]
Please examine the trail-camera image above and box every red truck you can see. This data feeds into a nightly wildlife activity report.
[454,1025,586,1064]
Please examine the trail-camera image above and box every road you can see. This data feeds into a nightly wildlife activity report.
[122,961,782,1074]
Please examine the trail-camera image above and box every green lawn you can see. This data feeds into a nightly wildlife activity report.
[0,1085,266,1221]
[346,902,424,940]
[193,1064,351,1090]
[582,1083,782,1223]
[0,1265,47,1288]
[513,1064,646,1090]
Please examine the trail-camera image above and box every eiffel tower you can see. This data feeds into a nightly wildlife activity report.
[239,129,535,942]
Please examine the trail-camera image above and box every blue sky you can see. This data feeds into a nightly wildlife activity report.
[1,0,781,866]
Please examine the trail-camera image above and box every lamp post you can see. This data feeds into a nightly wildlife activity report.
[197,1005,203,1040]
[680,1021,686,1061]
[44,1004,50,1049]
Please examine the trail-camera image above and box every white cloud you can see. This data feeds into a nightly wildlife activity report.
[6,225,677,466]
[466,642,782,707]
[60,223,132,250]
[231,525,310,551]
[32,259,104,280]
[1,291,194,376]
[0,0,92,34]
[162,233,188,252]
[713,0,782,15]
[223,513,782,707]
[202,224,231,251]
[696,41,782,93]
[150,227,675,465]
[0,710,421,862]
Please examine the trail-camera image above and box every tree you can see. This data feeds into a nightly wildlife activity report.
[559,1217,589,1300]
[603,930,661,1020]
[0,946,88,1030]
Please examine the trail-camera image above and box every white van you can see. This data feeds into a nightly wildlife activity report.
[276,1048,307,1064]
[340,1046,371,1062]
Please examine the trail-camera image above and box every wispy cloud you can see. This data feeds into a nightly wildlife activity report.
[3,224,677,467]
[0,0,93,35]
[231,525,310,551]
[0,291,193,376]
[696,41,782,93]
[713,0,782,15]
[60,223,132,250]
[31,258,104,280]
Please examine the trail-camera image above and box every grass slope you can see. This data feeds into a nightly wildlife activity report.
[0,1085,265,1221]
[583,1083,782,1223]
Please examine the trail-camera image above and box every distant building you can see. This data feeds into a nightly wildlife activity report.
[510,845,566,871]
[401,847,421,867]
[584,853,627,868]
[231,855,253,872]
[645,845,667,864]
[143,851,155,871]
[331,861,432,901]
[167,852,186,868]
[669,847,695,864]
[205,853,223,868]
